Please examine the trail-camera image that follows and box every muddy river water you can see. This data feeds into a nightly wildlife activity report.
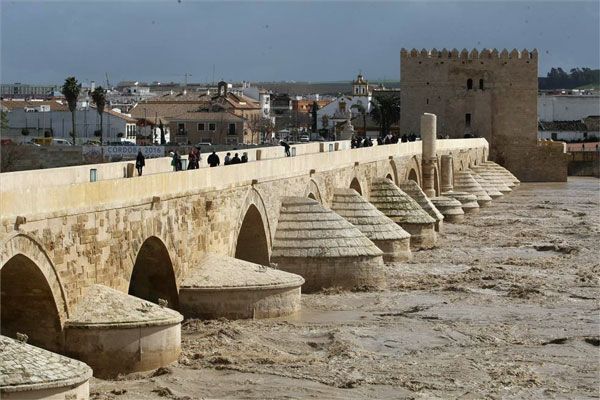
[91,177,599,399]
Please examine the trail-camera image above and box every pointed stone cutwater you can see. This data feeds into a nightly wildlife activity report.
[331,188,412,262]
[179,253,304,319]
[64,285,183,378]
[468,169,503,199]
[430,196,465,223]
[442,191,480,214]
[0,335,92,400]
[474,162,516,189]
[398,180,445,232]
[270,197,385,293]
[471,165,512,194]
[453,170,493,207]
[369,178,437,250]
[481,161,520,187]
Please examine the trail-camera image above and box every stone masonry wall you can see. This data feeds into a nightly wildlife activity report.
[0,145,483,325]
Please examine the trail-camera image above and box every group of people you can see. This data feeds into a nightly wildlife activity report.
[350,133,424,149]
[206,151,248,167]
[350,136,374,148]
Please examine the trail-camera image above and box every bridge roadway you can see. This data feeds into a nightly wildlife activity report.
[0,137,487,377]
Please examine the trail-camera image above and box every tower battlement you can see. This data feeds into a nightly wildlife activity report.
[401,48,537,61]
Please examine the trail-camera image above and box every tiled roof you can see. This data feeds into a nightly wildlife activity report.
[169,110,244,122]
[0,335,92,392]
[538,120,588,131]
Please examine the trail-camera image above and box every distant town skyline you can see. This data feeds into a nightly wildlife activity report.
[1,1,599,85]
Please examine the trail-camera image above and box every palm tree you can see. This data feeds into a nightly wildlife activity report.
[351,103,367,137]
[91,86,106,145]
[370,93,400,138]
[61,77,81,145]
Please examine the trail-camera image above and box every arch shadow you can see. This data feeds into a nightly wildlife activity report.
[304,179,324,203]
[350,177,363,195]
[235,204,270,266]
[129,236,179,309]
[1,233,68,352]
[231,187,272,266]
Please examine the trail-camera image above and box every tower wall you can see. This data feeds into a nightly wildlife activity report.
[400,48,565,181]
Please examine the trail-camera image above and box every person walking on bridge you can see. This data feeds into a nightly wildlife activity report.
[279,140,291,157]
[135,150,145,176]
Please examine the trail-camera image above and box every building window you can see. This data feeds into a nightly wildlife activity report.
[465,113,471,128]
[198,123,205,131]
[426,98,429,105]
[479,79,484,90]
[228,123,236,135]
[178,123,185,134]
[209,123,216,131]
[467,79,473,90]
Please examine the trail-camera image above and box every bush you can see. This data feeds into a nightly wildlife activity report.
[21,128,29,136]
[93,130,102,137]
[117,132,124,138]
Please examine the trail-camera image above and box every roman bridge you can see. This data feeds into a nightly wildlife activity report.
[0,136,488,377]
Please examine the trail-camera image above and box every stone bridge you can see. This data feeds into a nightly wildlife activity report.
[0,137,488,377]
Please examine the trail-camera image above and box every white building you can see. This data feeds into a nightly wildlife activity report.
[538,93,600,122]
[1,99,138,144]
[316,74,372,130]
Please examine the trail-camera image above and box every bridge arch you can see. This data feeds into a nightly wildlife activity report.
[380,162,397,184]
[349,177,363,195]
[304,178,324,203]
[129,235,179,309]
[232,188,272,266]
[0,233,68,352]
[404,156,422,186]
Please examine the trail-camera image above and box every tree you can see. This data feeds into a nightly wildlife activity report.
[370,92,400,137]
[91,86,106,145]
[351,103,367,137]
[61,77,81,145]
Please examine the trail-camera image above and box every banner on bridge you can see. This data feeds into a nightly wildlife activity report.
[82,146,165,163]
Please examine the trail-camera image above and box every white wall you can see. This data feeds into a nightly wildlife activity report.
[538,95,600,122]
[5,108,135,143]
[538,130,597,141]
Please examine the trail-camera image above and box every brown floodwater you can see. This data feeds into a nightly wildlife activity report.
[91,177,600,400]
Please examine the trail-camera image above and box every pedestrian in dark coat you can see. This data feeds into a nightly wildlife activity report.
[135,150,145,176]
[207,151,220,167]
[231,153,241,164]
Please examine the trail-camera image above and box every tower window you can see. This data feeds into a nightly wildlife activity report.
[465,113,471,128]
[426,98,429,105]
[479,79,484,90]
[467,79,473,90]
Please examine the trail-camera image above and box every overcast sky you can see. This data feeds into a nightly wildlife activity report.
[1,1,599,85]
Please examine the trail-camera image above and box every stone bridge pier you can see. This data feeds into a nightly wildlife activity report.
[0,135,490,378]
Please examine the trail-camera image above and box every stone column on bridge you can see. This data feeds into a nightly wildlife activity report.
[421,113,438,197]
[440,154,454,193]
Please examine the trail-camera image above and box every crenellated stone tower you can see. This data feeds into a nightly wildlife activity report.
[400,48,567,181]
